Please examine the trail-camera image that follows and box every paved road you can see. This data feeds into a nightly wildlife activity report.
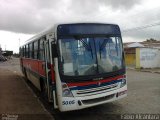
[52,69,160,120]
[0,58,160,120]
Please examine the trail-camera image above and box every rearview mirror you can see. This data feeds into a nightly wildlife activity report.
[51,42,58,58]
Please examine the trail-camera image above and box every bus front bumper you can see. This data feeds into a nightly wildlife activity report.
[59,85,127,112]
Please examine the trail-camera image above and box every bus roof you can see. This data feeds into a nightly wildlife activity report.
[22,22,119,46]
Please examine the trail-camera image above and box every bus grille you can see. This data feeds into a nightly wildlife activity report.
[76,83,118,95]
[82,94,115,105]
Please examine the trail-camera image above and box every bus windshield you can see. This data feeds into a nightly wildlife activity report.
[58,36,123,76]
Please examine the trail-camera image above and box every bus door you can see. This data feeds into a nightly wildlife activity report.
[43,39,52,102]
[46,34,58,108]
[38,38,51,102]
[49,36,59,109]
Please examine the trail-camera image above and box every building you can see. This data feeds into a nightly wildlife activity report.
[0,45,2,56]
[124,42,144,48]
[124,39,160,49]
[123,42,144,67]
[123,39,160,68]
[140,39,160,49]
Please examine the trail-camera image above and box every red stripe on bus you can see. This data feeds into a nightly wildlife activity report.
[67,75,124,87]
[22,58,46,77]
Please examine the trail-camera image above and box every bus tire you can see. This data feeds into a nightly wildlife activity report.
[24,68,29,82]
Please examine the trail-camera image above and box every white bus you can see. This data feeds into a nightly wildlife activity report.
[20,23,127,111]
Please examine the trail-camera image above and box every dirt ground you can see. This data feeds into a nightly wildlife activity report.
[0,58,54,120]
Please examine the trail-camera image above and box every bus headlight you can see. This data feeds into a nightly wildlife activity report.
[62,83,73,97]
[120,79,126,88]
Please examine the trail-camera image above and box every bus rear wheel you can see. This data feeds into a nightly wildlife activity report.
[24,68,29,82]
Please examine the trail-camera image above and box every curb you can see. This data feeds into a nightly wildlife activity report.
[127,68,160,74]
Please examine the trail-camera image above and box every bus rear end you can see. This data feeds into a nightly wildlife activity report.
[52,23,127,111]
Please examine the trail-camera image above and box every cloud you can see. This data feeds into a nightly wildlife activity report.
[101,0,141,10]
[0,0,142,34]
[1,0,160,42]
[120,6,160,41]
[69,0,141,14]
[0,0,64,33]
[123,26,160,41]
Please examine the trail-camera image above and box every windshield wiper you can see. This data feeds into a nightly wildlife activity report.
[99,39,108,59]
[80,39,93,59]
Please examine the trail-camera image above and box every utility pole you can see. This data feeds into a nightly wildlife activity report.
[19,38,21,48]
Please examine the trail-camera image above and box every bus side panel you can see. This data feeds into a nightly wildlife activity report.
[29,59,41,90]
[22,58,41,90]
[38,60,46,78]
[31,59,39,74]
[22,58,29,70]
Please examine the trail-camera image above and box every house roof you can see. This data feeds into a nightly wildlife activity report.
[124,42,144,48]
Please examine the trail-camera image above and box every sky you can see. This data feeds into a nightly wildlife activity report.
[0,0,160,53]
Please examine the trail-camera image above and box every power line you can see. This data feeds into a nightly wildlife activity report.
[122,22,160,33]
[81,5,160,33]
[84,5,160,22]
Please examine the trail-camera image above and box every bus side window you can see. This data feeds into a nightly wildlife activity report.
[21,47,23,57]
[33,41,38,59]
[29,43,33,58]
[24,45,27,58]
[39,38,45,61]
[32,42,34,59]
[26,45,29,58]
[22,46,25,57]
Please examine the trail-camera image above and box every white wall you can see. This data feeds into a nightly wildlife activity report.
[139,48,160,68]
